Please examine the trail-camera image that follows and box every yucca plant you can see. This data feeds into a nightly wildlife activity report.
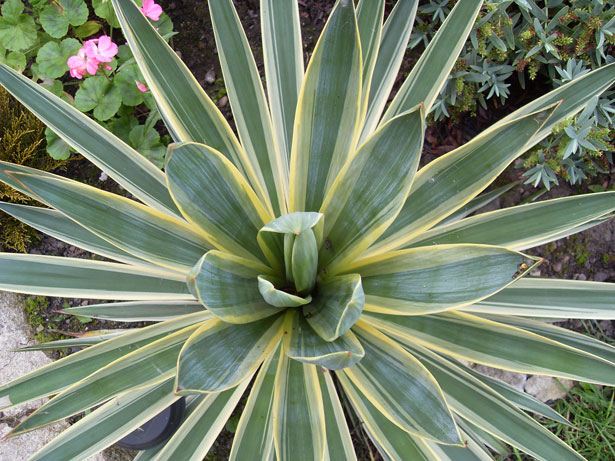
[0,0,614,459]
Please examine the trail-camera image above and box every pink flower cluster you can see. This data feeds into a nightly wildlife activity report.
[67,36,118,79]
[140,0,163,21]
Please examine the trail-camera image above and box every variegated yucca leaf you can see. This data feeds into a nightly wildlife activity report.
[0,0,613,460]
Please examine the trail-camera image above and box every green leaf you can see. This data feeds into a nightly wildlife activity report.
[45,127,72,160]
[209,0,287,215]
[319,106,424,272]
[273,354,325,461]
[356,0,384,114]
[258,276,311,308]
[289,0,361,213]
[62,301,204,322]
[466,278,615,319]
[359,0,418,143]
[345,321,461,445]
[303,274,364,342]
[153,380,251,460]
[1,51,25,71]
[284,310,364,370]
[188,251,285,324]
[110,0,271,212]
[0,10,36,52]
[229,346,280,460]
[0,202,156,267]
[338,373,433,461]
[345,245,538,316]
[292,229,318,294]
[166,142,272,263]
[369,106,557,256]
[36,38,81,79]
[114,63,145,106]
[29,378,179,461]
[408,192,615,251]
[261,0,303,167]
[0,65,176,214]
[176,316,283,393]
[366,311,615,385]
[74,20,103,38]
[1,0,24,21]
[13,323,201,434]
[40,0,89,38]
[382,0,482,121]
[18,330,133,351]
[406,343,583,461]
[317,371,357,460]
[92,0,120,28]
[9,172,211,273]
[75,76,122,121]
[128,124,165,167]
[0,312,209,409]
[0,253,191,300]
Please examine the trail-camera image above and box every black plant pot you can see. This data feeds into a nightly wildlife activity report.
[114,398,186,451]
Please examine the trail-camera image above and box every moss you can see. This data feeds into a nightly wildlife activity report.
[0,87,69,252]
[23,295,68,347]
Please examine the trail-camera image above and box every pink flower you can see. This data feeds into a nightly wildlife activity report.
[140,0,163,21]
[67,48,99,79]
[83,36,118,63]
[135,80,148,92]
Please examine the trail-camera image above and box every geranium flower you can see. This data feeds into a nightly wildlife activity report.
[83,36,119,63]
[140,0,163,21]
[135,80,148,92]
[67,48,99,79]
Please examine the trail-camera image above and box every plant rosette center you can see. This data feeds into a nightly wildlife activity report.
[187,211,366,370]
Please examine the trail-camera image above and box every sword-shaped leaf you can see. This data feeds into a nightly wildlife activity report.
[382,0,482,121]
[166,142,272,264]
[0,202,155,268]
[273,354,325,461]
[261,0,303,164]
[110,0,268,208]
[408,192,615,250]
[359,0,418,143]
[345,245,538,315]
[176,316,283,393]
[0,253,190,299]
[209,0,287,215]
[289,0,361,212]
[188,251,284,324]
[465,278,615,319]
[153,378,252,461]
[344,321,461,445]
[406,344,583,461]
[61,300,204,322]
[320,106,423,272]
[0,62,178,216]
[356,0,384,118]
[10,172,210,273]
[0,312,209,410]
[317,371,357,460]
[29,378,179,461]
[284,310,364,370]
[366,311,615,385]
[303,274,364,342]
[230,347,280,461]
[368,106,557,256]
[12,323,201,435]
[17,330,132,351]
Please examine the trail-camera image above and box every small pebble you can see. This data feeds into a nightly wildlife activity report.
[217,95,228,108]
[99,172,108,182]
[594,271,609,282]
[551,262,562,272]
[205,70,216,84]
[573,273,587,280]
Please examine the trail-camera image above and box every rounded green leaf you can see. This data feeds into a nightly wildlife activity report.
[114,63,145,106]
[40,0,89,38]
[128,124,165,168]
[0,14,36,52]
[2,51,25,72]
[36,38,81,79]
[74,20,103,38]
[75,76,122,121]
[45,127,72,160]
[92,0,120,28]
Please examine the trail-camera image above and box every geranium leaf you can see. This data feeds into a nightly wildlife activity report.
[40,0,89,38]
[0,10,36,51]
[114,63,145,106]
[92,0,120,28]
[1,51,25,72]
[128,124,165,168]
[74,20,102,38]
[36,38,81,79]
[45,127,72,160]
[75,76,122,121]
